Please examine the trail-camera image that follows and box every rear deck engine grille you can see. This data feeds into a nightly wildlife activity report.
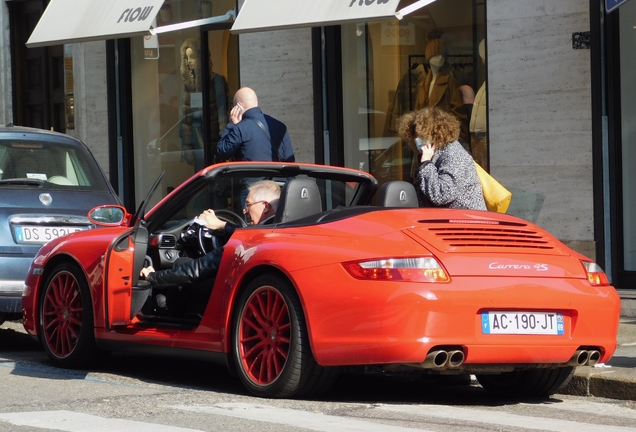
[429,227,554,249]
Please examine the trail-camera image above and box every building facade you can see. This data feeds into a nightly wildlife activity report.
[2,0,633,299]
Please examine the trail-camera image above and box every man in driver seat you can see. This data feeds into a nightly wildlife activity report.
[140,180,280,291]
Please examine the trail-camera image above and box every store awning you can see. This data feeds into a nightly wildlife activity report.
[27,0,164,48]
[231,0,436,34]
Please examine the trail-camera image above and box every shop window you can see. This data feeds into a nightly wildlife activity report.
[341,0,486,191]
[129,0,238,208]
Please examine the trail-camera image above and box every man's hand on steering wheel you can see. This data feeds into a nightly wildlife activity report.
[198,209,227,232]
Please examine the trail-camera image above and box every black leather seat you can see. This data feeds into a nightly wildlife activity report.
[275,179,323,223]
[377,181,418,207]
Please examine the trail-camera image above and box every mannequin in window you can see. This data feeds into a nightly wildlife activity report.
[414,29,466,142]
[179,37,229,171]
[384,62,427,135]
[470,39,488,170]
[179,37,204,171]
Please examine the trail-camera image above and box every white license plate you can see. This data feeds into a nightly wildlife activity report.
[481,312,564,335]
[14,225,87,244]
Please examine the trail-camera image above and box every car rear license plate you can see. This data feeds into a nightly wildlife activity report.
[481,312,564,335]
[14,225,87,244]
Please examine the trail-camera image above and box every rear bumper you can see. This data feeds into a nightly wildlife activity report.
[293,267,621,368]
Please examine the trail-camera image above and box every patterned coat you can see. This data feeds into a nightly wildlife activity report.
[414,140,487,210]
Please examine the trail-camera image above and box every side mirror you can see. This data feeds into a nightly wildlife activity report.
[88,205,127,226]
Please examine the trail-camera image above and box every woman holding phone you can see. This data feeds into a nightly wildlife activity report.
[397,107,486,210]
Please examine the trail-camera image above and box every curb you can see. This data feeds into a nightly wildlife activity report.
[560,366,636,401]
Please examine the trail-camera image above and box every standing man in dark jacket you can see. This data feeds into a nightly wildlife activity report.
[216,87,295,163]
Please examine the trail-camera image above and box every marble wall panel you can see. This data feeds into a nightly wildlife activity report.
[0,2,12,125]
[487,0,593,244]
[497,165,593,241]
[487,0,588,21]
[487,12,590,93]
[239,28,315,163]
[68,42,110,178]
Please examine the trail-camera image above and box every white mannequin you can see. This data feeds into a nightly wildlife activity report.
[428,54,445,97]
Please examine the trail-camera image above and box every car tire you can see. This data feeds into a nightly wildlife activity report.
[476,366,575,398]
[39,262,102,368]
[232,274,336,398]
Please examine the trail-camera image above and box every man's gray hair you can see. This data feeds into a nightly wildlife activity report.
[248,180,281,210]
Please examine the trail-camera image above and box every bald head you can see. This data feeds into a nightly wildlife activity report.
[234,87,259,110]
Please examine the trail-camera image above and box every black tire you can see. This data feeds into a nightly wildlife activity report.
[476,366,575,398]
[39,262,102,368]
[232,274,335,398]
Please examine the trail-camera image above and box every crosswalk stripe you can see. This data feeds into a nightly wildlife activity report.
[0,411,203,432]
[171,403,433,432]
[533,399,636,420]
[375,404,636,432]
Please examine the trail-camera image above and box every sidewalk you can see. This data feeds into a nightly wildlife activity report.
[560,317,636,400]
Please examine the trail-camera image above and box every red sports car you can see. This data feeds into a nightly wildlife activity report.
[22,162,620,399]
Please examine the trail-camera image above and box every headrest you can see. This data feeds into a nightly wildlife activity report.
[377,181,418,207]
[275,179,323,223]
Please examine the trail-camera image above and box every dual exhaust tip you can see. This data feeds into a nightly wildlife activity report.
[422,349,465,370]
[568,349,601,367]
[422,347,601,370]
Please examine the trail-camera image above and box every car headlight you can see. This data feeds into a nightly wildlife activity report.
[343,257,450,283]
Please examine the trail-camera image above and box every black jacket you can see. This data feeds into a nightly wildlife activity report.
[146,223,236,288]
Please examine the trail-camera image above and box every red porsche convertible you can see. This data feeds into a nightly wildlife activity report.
[22,162,620,399]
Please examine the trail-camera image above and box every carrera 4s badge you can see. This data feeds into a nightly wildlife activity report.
[489,262,549,271]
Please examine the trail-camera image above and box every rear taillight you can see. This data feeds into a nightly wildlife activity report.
[581,261,610,286]
[343,257,450,283]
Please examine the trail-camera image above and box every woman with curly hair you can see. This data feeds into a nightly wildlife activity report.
[397,107,486,210]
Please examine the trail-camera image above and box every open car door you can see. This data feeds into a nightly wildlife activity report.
[104,173,163,327]
[104,226,150,327]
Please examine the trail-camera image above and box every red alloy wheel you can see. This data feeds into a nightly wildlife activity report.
[238,286,291,385]
[41,270,83,358]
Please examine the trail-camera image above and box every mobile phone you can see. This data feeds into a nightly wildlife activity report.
[236,102,244,111]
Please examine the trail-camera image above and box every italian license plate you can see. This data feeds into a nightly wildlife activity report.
[14,225,87,244]
[481,312,564,335]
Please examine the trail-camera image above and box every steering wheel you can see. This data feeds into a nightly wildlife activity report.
[196,209,247,254]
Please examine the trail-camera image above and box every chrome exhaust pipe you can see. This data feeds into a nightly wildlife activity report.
[446,350,465,369]
[586,350,601,367]
[421,350,449,369]
[567,349,589,366]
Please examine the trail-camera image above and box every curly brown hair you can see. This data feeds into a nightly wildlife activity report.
[397,107,460,149]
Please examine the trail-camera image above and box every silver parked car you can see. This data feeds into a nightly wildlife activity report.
[0,124,121,323]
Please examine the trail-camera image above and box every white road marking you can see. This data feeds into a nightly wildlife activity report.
[535,399,636,420]
[171,403,432,432]
[0,411,203,432]
[375,404,636,432]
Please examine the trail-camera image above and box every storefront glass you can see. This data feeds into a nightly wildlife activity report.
[130,0,237,208]
[341,0,486,190]
[620,0,636,271]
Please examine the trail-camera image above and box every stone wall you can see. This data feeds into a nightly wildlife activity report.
[67,41,110,179]
[238,28,315,163]
[487,0,594,257]
[0,2,12,125]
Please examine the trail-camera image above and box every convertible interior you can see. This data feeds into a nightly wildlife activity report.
[131,167,412,328]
